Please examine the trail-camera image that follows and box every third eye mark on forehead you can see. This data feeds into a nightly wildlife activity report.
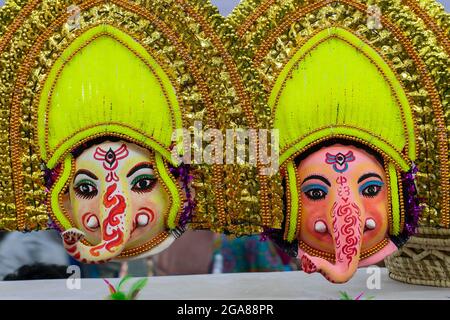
[126,162,153,178]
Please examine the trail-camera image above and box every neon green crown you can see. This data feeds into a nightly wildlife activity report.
[38,25,182,169]
[271,27,416,171]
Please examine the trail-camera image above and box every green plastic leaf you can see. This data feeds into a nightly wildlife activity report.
[117,275,132,291]
[127,278,148,300]
[103,279,117,294]
[339,291,352,300]
[110,292,127,300]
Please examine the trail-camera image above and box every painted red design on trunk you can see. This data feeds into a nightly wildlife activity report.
[66,245,77,253]
[332,202,361,267]
[89,183,126,257]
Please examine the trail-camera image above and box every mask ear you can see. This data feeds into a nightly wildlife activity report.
[154,153,183,230]
[283,160,300,243]
[61,189,74,223]
[385,161,404,236]
[50,155,74,231]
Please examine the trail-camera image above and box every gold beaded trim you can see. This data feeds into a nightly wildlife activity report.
[8,0,228,231]
[236,0,277,37]
[50,156,76,232]
[29,10,224,229]
[397,167,406,233]
[299,238,391,263]
[0,0,41,54]
[404,0,450,56]
[49,152,179,258]
[174,0,271,225]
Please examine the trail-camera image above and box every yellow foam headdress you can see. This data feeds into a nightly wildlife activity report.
[39,25,181,169]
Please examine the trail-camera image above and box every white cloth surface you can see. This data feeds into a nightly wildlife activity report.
[0,268,448,300]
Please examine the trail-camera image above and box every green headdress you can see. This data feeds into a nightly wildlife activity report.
[39,25,181,169]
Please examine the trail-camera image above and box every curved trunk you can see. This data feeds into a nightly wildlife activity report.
[62,183,132,264]
[301,200,363,283]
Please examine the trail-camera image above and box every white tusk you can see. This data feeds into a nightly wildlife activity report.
[86,215,99,229]
[314,220,327,233]
[365,218,376,230]
[136,213,150,227]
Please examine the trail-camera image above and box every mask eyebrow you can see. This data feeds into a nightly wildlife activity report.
[126,162,153,178]
[358,172,383,184]
[74,169,98,181]
[301,175,331,187]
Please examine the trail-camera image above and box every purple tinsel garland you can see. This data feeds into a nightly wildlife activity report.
[169,163,195,228]
[43,165,61,191]
[260,227,278,242]
[401,164,421,236]
[43,165,62,231]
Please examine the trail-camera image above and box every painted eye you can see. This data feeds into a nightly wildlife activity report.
[74,180,98,199]
[131,174,156,193]
[304,188,327,201]
[361,184,382,198]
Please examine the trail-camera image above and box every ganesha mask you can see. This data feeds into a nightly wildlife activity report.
[297,143,398,283]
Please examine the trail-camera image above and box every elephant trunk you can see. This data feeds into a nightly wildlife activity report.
[301,199,363,283]
[62,183,133,264]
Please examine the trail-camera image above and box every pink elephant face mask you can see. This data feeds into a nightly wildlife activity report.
[62,140,170,263]
[296,144,397,283]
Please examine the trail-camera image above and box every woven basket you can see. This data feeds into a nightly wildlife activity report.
[385,227,450,287]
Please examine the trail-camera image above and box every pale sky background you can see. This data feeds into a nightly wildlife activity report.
[211,0,450,14]
[0,0,448,13]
